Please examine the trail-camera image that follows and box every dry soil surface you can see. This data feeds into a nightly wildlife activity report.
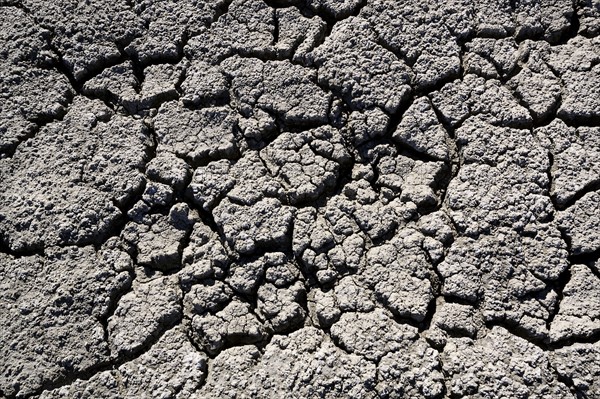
[1,0,600,398]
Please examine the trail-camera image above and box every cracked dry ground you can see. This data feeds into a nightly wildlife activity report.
[1,0,600,398]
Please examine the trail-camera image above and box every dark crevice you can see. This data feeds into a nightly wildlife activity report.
[545,267,571,330]
[374,35,413,67]
[486,318,600,351]
[428,96,458,141]
[174,145,241,170]
[116,43,143,94]
[551,362,588,399]
[1,0,30,12]
[421,253,446,333]
[441,295,481,307]
[440,326,480,342]
[547,329,600,349]
[0,240,45,258]
[272,8,280,46]
[547,150,559,210]
[555,2,581,45]
[312,0,368,39]
[355,97,413,152]
[507,85,536,124]
[569,250,600,274]
[185,322,207,356]
[188,202,230,252]
[366,223,399,249]
[485,320,553,349]
[427,96,463,211]
[209,0,234,28]
[181,92,232,110]
[498,59,523,85]
[123,0,135,11]
[533,96,563,128]
[58,49,128,88]
[265,0,367,51]
[325,327,353,355]
[556,179,600,211]
[413,71,462,98]
[557,114,600,128]
[174,45,191,95]
[99,268,135,351]
[395,141,451,165]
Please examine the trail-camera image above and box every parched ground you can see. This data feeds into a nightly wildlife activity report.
[0,0,599,398]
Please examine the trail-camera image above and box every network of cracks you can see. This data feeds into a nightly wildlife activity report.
[1,0,599,398]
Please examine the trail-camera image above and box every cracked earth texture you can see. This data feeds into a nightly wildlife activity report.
[0,0,599,398]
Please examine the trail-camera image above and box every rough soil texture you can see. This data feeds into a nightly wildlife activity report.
[1,0,599,398]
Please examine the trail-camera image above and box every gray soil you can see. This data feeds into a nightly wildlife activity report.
[1,0,599,398]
